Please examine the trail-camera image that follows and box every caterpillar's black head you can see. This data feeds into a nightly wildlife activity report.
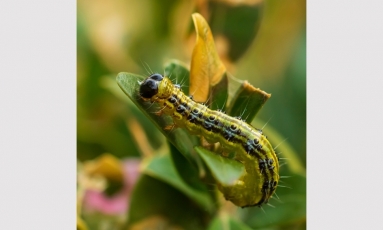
[139,73,164,98]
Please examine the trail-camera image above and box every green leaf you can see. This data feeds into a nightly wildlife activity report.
[127,174,212,230]
[195,146,245,186]
[210,72,229,111]
[168,142,216,197]
[142,154,215,213]
[168,142,201,187]
[227,81,271,123]
[164,59,190,95]
[116,72,144,98]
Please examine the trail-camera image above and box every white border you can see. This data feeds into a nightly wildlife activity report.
[0,0,75,228]
[308,0,383,229]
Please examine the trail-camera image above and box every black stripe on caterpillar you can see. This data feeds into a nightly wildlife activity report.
[139,73,280,208]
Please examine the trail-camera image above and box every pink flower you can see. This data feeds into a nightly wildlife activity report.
[82,158,141,215]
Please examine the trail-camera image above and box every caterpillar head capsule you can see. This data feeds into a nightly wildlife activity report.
[139,73,163,98]
[140,73,175,99]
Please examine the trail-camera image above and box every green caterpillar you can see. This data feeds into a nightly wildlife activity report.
[139,73,280,208]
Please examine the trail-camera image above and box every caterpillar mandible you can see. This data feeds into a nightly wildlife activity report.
[139,73,280,208]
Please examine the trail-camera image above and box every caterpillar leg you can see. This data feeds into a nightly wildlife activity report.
[164,124,177,131]
[154,105,167,116]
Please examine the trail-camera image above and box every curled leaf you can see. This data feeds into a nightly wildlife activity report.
[190,13,227,102]
[227,81,271,123]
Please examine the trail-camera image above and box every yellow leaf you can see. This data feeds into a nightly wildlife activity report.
[84,153,123,183]
[190,13,226,102]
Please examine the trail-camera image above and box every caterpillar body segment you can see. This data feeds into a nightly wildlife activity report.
[139,73,280,207]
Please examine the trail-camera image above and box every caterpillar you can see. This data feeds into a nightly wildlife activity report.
[139,73,280,208]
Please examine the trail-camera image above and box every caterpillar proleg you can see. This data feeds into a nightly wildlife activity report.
[139,73,280,208]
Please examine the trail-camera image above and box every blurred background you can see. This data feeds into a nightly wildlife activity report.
[77,0,306,229]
